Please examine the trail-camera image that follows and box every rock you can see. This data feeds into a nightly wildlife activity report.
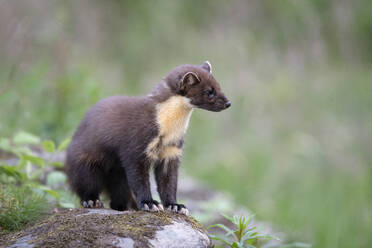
[1,208,212,248]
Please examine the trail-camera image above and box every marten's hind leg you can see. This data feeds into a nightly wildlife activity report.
[105,165,137,211]
[66,157,105,208]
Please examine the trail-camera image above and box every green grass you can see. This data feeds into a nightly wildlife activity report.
[1,1,371,246]
[0,135,76,232]
[1,63,370,246]
[0,184,50,231]
[183,66,372,247]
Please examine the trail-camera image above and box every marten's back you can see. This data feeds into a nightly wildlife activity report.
[66,95,158,168]
[64,61,230,212]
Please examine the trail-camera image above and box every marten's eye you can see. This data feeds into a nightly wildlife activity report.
[203,89,215,98]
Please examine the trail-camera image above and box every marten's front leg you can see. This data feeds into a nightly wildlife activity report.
[155,158,189,215]
[125,161,164,212]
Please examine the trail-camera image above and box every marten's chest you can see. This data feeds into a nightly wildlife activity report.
[146,96,193,162]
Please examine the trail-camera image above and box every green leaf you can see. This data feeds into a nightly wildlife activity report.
[46,171,67,186]
[13,131,41,145]
[244,214,255,225]
[246,238,256,245]
[50,161,64,168]
[208,223,235,236]
[42,140,55,153]
[209,234,232,246]
[0,138,10,151]
[57,137,71,151]
[22,154,45,167]
[0,163,26,181]
[244,243,256,248]
[25,161,33,178]
[221,213,235,223]
[231,242,240,248]
[12,146,33,156]
[33,184,60,198]
[233,215,240,225]
[29,168,45,180]
[240,229,258,242]
[16,156,27,169]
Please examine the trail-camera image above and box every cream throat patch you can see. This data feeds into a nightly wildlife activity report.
[146,96,193,161]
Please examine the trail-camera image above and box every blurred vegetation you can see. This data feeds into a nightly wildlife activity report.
[0,184,49,231]
[0,0,371,247]
[208,214,282,248]
[0,132,77,231]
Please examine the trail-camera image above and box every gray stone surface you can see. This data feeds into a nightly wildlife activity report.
[1,149,282,247]
[149,222,211,248]
[7,234,33,248]
[1,208,212,248]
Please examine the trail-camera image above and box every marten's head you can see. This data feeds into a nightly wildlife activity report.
[164,61,231,112]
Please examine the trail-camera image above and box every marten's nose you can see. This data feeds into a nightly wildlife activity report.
[225,101,231,108]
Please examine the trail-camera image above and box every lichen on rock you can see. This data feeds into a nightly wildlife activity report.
[1,208,212,248]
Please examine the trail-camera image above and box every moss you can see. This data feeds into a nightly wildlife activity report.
[1,209,208,248]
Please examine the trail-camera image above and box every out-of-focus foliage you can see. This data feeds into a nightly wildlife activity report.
[208,213,312,248]
[0,132,77,231]
[0,184,49,231]
[0,0,371,247]
[208,214,281,248]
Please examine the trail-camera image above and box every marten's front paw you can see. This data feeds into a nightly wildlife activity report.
[140,200,164,212]
[165,203,189,215]
[82,199,104,208]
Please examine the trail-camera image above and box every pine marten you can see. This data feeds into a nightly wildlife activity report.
[65,61,230,215]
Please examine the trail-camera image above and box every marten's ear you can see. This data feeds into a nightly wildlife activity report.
[180,72,200,94]
[181,72,200,86]
[201,61,212,74]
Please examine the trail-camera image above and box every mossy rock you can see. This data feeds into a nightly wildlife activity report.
[1,208,212,248]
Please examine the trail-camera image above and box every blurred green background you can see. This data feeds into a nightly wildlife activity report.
[1,0,371,247]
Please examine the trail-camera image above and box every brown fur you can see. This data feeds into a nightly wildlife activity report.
[65,61,230,212]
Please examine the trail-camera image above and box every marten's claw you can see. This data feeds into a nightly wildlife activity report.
[82,199,104,208]
[140,200,164,212]
[94,200,104,208]
[82,200,94,208]
[165,203,189,215]
[151,205,159,211]
[171,205,178,212]
[179,207,189,216]
[143,204,150,211]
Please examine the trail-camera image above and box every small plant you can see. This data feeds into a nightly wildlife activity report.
[208,214,279,248]
[0,184,49,231]
[0,132,71,201]
[208,214,311,248]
